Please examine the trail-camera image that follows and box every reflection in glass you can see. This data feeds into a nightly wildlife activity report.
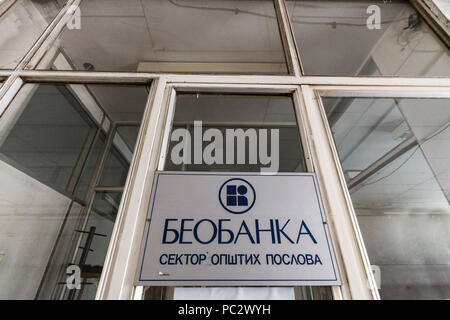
[0,82,147,299]
[69,192,122,300]
[58,125,142,300]
[38,0,288,74]
[58,124,143,300]
[286,0,450,76]
[0,84,95,195]
[324,96,450,299]
[165,93,306,173]
[0,0,63,69]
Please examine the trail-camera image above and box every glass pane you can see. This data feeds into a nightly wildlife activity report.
[68,191,122,300]
[65,128,143,300]
[34,201,84,300]
[0,172,73,299]
[323,96,450,299]
[0,0,64,69]
[0,83,96,299]
[98,127,140,187]
[38,0,288,74]
[116,125,141,152]
[286,0,450,76]
[74,133,106,201]
[150,92,330,301]
[164,93,306,173]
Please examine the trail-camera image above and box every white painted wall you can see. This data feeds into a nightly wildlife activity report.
[0,160,72,299]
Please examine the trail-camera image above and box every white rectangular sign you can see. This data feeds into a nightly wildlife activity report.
[135,172,341,286]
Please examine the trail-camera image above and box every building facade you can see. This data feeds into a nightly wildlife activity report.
[0,0,449,300]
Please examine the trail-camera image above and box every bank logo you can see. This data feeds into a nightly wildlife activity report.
[219,178,255,214]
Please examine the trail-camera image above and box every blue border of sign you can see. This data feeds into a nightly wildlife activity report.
[136,171,340,284]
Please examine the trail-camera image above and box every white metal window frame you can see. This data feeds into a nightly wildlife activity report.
[0,0,448,300]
